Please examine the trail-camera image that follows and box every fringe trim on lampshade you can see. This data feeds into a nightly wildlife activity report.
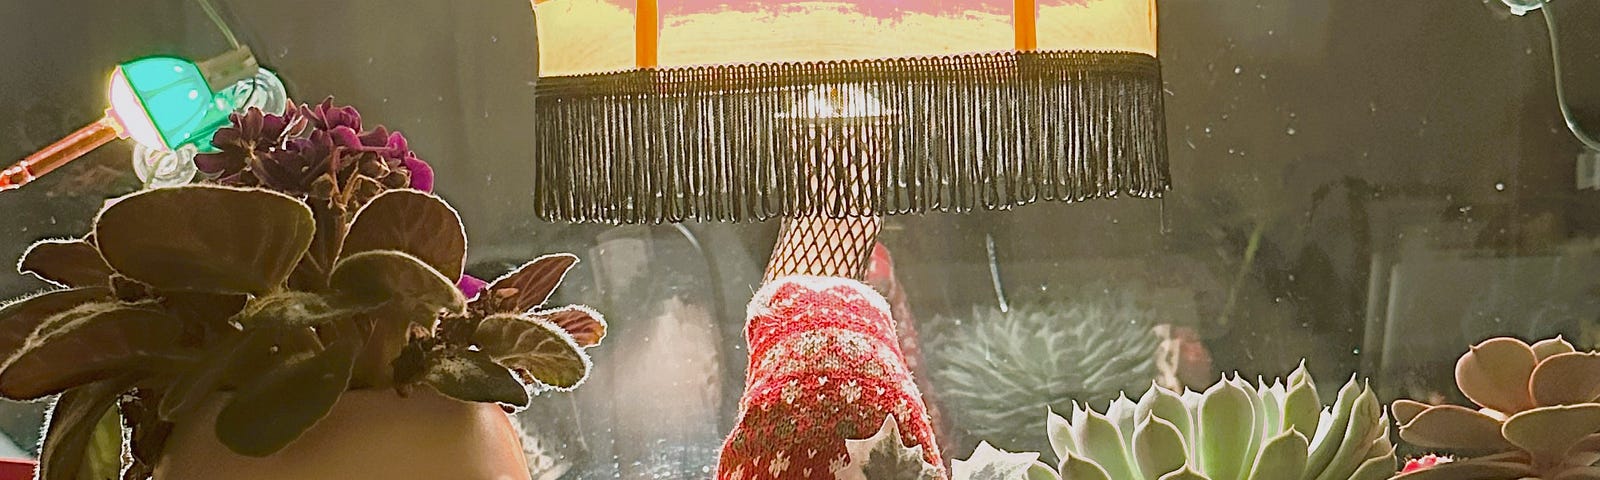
[533,50,1168,223]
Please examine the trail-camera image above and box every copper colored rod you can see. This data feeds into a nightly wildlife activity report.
[0,116,121,192]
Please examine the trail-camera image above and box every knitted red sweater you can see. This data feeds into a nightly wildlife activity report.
[717,276,945,479]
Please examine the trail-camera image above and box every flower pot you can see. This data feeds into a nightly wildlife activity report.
[155,388,529,480]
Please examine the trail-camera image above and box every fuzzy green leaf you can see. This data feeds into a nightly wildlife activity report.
[38,376,135,480]
[329,250,465,315]
[341,189,466,282]
[19,239,112,288]
[157,329,274,422]
[536,305,606,348]
[1246,430,1308,480]
[424,350,529,407]
[94,186,314,294]
[0,304,181,399]
[473,313,589,389]
[472,254,578,312]
[1133,416,1189,480]
[214,337,359,457]
[0,287,109,363]
[1197,380,1254,480]
[235,291,366,329]
[80,404,122,480]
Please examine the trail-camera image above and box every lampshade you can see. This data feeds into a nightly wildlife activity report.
[531,0,1168,223]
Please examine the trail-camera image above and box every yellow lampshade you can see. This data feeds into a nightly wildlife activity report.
[530,0,1168,223]
[536,0,1155,75]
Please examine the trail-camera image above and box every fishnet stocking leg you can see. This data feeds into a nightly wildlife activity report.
[764,215,882,283]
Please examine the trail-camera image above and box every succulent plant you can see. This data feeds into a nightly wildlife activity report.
[1,101,604,480]
[930,295,1160,451]
[952,364,1396,480]
[1392,336,1600,479]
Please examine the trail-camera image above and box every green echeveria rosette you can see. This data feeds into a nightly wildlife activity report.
[929,293,1161,452]
[1392,336,1600,480]
[0,100,605,480]
[952,364,1396,480]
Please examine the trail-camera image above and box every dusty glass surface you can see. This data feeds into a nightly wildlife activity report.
[1,0,1598,477]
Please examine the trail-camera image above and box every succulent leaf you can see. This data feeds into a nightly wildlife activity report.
[423,350,530,408]
[214,337,360,457]
[1048,409,1077,462]
[473,313,589,389]
[1391,399,1429,425]
[1455,338,1539,414]
[1345,452,1395,480]
[1390,458,1533,479]
[1057,453,1111,480]
[1071,407,1139,480]
[1136,385,1194,452]
[1399,404,1513,451]
[1155,467,1209,480]
[1502,404,1600,464]
[1532,336,1578,360]
[1281,380,1321,444]
[341,189,466,282]
[19,239,112,288]
[1302,378,1358,479]
[1196,379,1254,480]
[1246,430,1307,480]
[1530,352,1600,405]
[1132,416,1188,480]
[94,186,314,294]
[1311,385,1381,480]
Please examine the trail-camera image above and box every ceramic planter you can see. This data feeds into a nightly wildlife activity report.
[154,388,528,480]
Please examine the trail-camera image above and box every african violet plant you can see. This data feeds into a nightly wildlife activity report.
[951,364,1395,480]
[0,99,604,479]
[1392,336,1600,479]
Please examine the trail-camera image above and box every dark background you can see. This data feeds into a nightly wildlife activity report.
[0,0,1597,463]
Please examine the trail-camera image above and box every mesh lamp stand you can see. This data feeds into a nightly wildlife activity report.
[530,0,1167,477]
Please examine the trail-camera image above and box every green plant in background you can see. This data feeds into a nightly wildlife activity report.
[930,293,1161,451]
[952,363,1396,480]
[1392,336,1600,479]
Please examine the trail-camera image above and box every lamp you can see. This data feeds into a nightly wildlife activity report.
[0,48,260,192]
[530,0,1166,477]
